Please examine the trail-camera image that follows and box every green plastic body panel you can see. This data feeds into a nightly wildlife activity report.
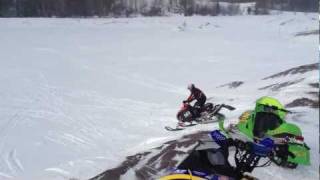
[287,144,310,165]
[267,123,302,137]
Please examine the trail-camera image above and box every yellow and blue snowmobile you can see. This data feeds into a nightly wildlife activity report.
[160,130,276,180]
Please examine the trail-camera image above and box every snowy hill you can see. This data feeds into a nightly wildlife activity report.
[0,12,318,180]
[92,63,319,180]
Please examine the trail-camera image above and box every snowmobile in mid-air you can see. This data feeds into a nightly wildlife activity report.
[165,102,235,131]
[160,130,275,180]
[219,96,310,169]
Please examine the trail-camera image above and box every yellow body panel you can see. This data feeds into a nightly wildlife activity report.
[159,174,206,180]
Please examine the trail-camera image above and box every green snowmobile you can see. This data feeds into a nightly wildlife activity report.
[219,96,310,169]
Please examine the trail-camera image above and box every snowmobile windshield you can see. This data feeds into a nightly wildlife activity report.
[255,97,287,120]
[253,112,282,138]
[256,104,289,114]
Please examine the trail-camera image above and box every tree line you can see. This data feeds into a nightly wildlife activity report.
[0,0,317,17]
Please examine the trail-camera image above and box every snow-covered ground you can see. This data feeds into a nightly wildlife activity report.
[0,12,318,180]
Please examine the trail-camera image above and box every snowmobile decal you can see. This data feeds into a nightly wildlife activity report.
[239,110,251,123]
[210,130,227,146]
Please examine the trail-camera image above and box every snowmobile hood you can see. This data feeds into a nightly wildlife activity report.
[181,103,190,111]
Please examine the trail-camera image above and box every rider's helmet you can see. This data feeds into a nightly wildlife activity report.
[252,96,286,137]
[187,83,195,91]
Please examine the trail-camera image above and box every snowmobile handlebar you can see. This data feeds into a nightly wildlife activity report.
[227,138,275,179]
[233,138,275,158]
[211,130,275,176]
[211,130,275,160]
[160,132,275,180]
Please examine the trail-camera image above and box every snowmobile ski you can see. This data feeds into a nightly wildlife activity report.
[165,123,197,131]
[165,117,222,131]
[165,126,185,131]
[221,104,235,111]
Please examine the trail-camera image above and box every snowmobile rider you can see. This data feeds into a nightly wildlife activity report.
[183,84,207,117]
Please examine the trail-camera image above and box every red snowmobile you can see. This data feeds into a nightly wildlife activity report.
[177,102,235,123]
[165,102,235,131]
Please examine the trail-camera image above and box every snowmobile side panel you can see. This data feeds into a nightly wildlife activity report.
[287,144,310,165]
[218,117,226,132]
[267,123,302,137]
[237,122,254,139]
[236,111,254,139]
